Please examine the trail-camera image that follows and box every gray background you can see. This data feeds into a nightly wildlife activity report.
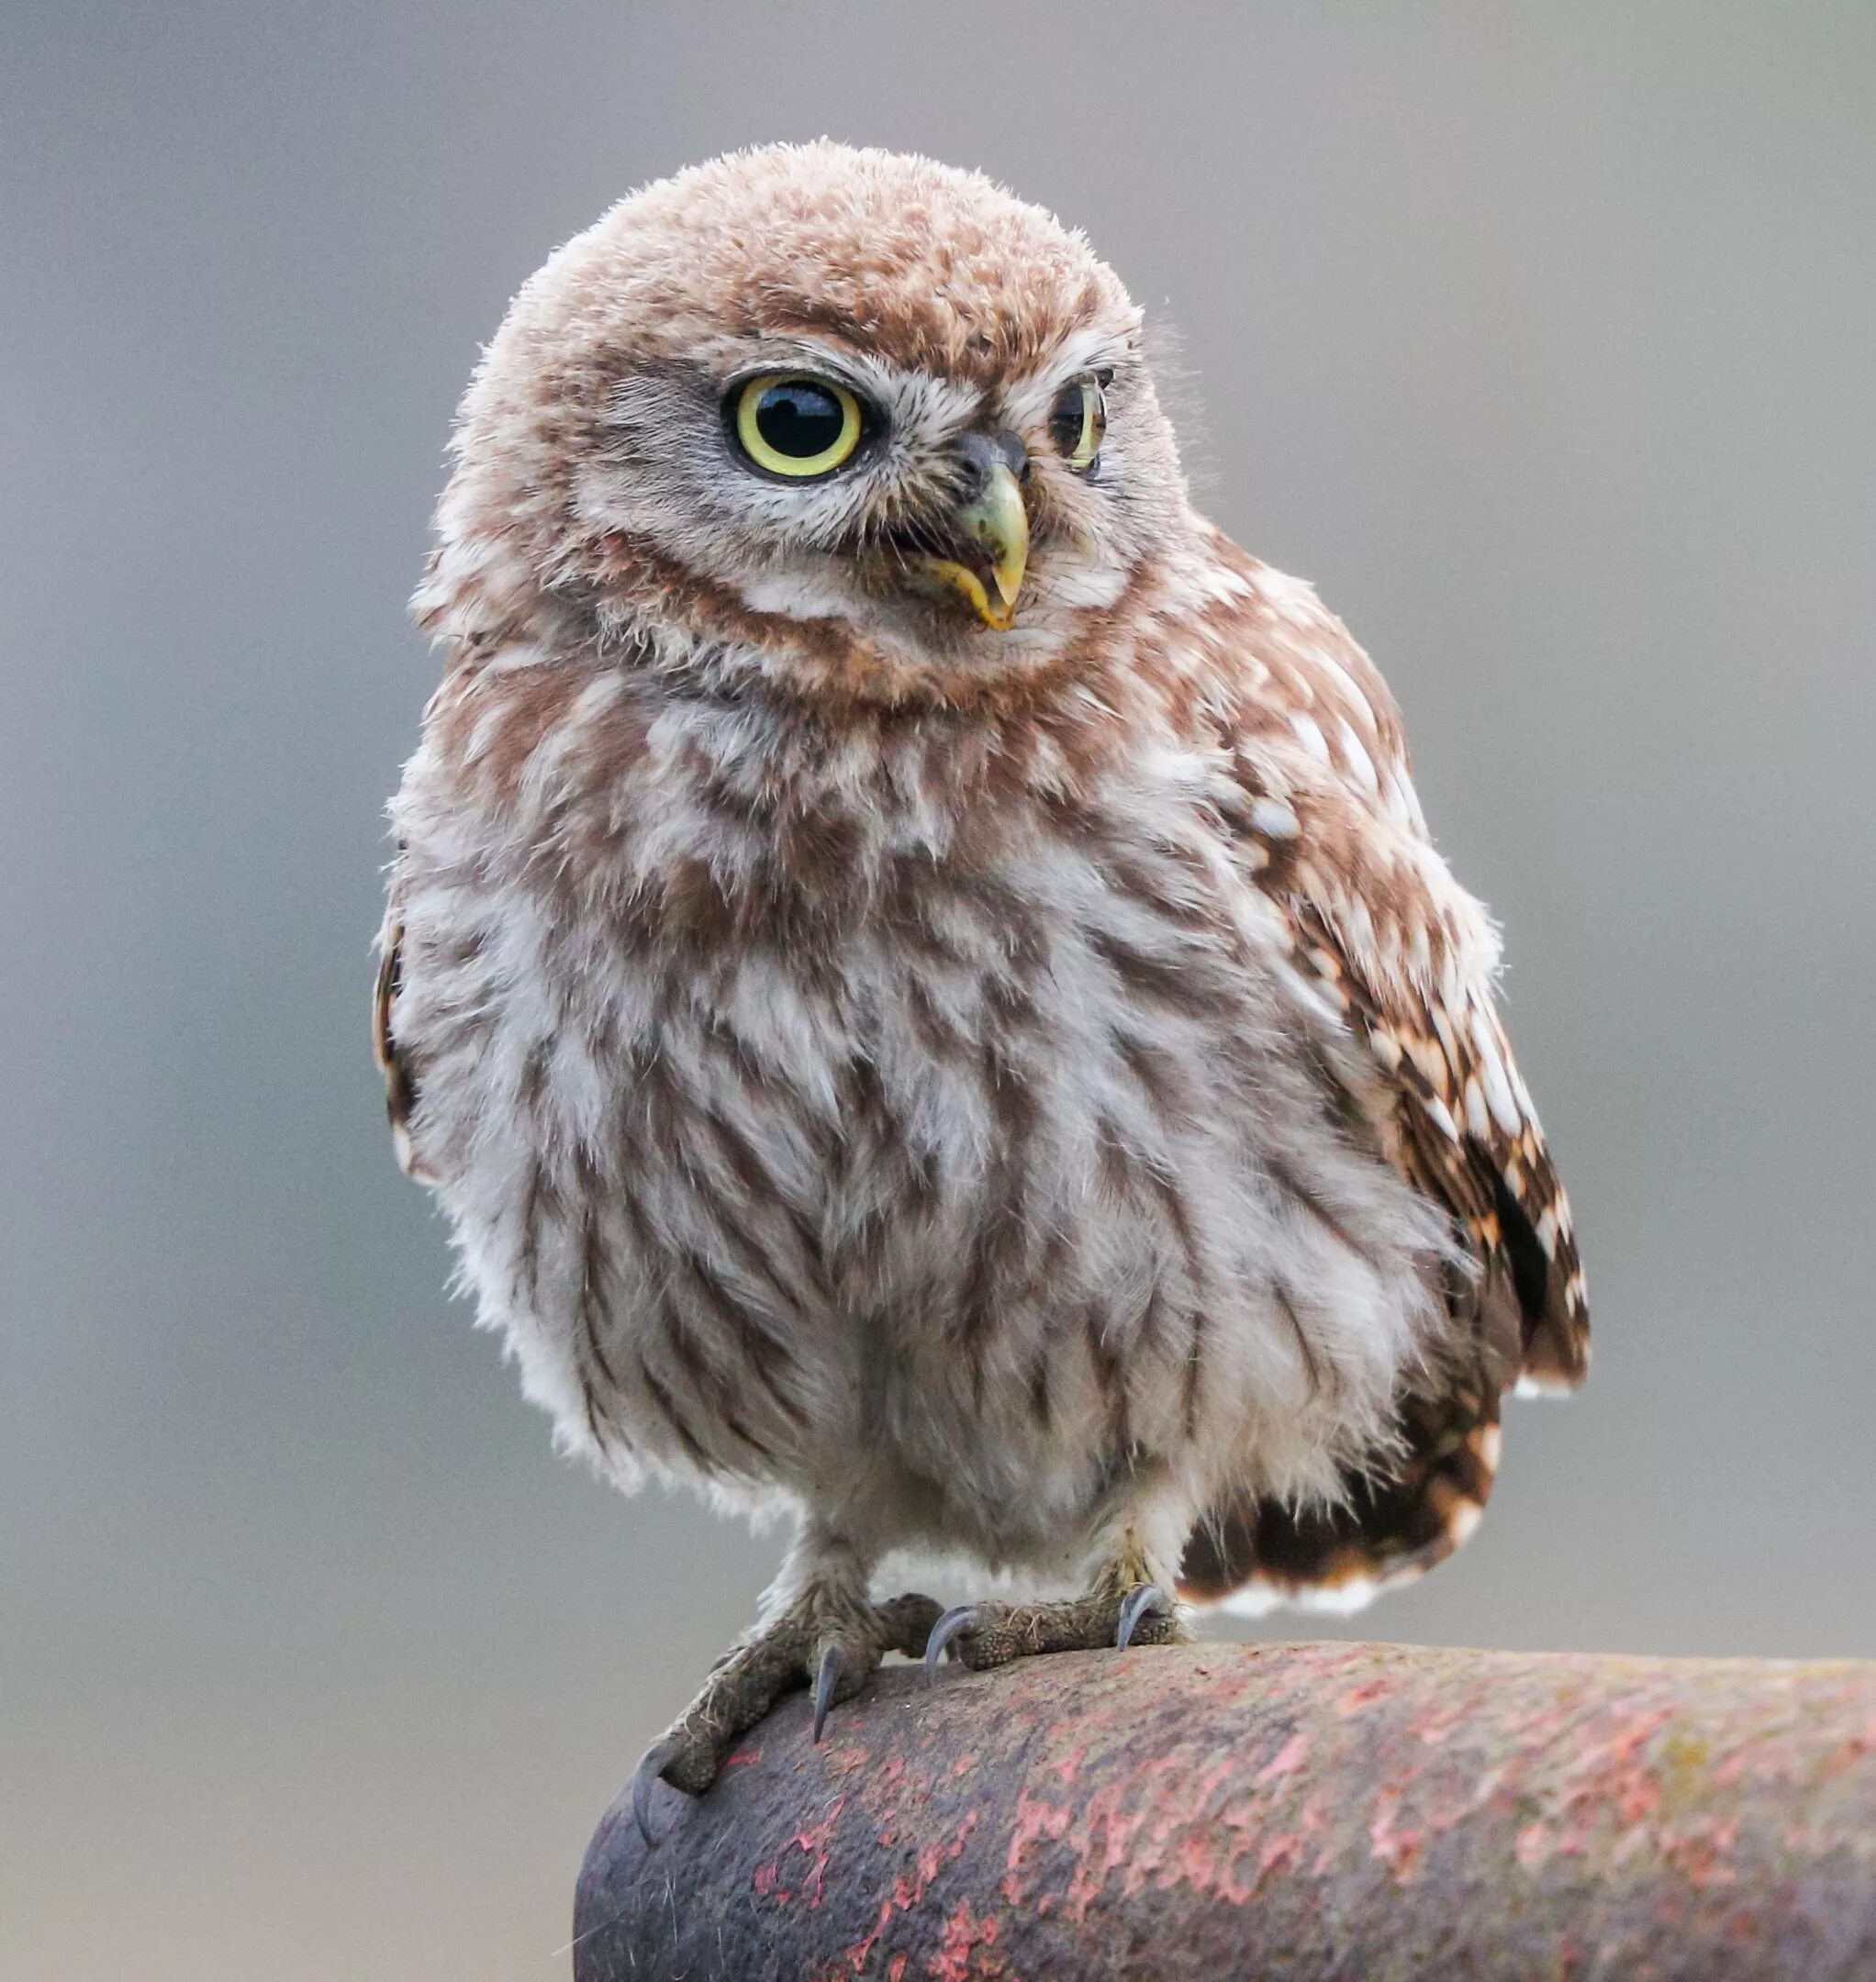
[6,4,1873,1976]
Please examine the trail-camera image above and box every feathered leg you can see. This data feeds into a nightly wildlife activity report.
[921,1515,1189,1680]
[630,1523,938,1836]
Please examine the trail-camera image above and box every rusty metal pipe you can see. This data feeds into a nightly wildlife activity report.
[574,1641,1876,1980]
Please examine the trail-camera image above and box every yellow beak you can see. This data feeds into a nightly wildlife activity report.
[913,459,1030,631]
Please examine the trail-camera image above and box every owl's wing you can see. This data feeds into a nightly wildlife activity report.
[373,880,429,1183]
[1178,551,1588,1612]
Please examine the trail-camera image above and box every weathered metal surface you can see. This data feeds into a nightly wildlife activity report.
[574,1641,1876,1980]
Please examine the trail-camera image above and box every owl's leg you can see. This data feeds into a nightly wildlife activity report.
[921,1522,1189,1678]
[630,1527,940,1836]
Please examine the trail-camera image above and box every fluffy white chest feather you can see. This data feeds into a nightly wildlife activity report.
[385,658,1449,1574]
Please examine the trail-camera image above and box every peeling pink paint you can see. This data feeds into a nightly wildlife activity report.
[751,1796,847,1909]
[1253,1731,1310,1784]
[1002,1782,1073,1910]
[1050,1743,1087,1788]
[1515,1819,1554,1873]
[1334,1676,1395,1718]
[579,1642,1876,1981]
[834,1808,983,1975]
[928,1899,1004,1981]
[1369,1787,1424,1883]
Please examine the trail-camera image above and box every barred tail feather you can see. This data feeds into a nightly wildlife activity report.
[1179,1380,1502,1614]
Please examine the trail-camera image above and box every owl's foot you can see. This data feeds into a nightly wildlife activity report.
[921,1580,1184,1681]
[631,1589,942,1839]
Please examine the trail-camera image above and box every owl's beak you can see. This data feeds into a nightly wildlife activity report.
[912,432,1031,630]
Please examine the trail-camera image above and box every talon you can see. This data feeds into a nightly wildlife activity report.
[1115,1582,1172,1653]
[810,1642,847,1743]
[922,1605,978,1686]
[630,1735,685,1848]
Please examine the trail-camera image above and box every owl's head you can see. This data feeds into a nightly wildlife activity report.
[420,142,1189,704]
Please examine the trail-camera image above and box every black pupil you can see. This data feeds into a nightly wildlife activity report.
[1051,384,1089,455]
[755,380,844,459]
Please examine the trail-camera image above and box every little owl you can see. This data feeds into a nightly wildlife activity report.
[375,142,1588,1829]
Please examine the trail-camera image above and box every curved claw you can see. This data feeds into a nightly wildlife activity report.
[1115,1582,1172,1653]
[630,1734,685,1848]
[810,1642,849,1743]
[922,1605,979,1687]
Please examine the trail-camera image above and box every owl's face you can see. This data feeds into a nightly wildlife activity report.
[427,143,1189,697]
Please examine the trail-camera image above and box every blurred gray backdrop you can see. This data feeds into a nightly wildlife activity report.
[6,4,1874,1976]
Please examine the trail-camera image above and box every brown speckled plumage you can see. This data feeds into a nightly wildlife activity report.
[376,142,1586,1796]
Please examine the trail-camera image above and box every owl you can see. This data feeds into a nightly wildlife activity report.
[375,142,1587,1832]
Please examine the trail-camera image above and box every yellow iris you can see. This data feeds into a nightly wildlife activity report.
[733,374,864,479]
[1052,376,1106,473]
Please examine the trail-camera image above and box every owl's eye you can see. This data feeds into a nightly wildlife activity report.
[731,374,865,479]
[1048,374,1107,473]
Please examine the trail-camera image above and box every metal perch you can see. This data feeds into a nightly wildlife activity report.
[575,1639,1876,1980]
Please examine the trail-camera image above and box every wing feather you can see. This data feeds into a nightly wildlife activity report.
[373,885,429,1182]
[1178,547,1587,1609]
